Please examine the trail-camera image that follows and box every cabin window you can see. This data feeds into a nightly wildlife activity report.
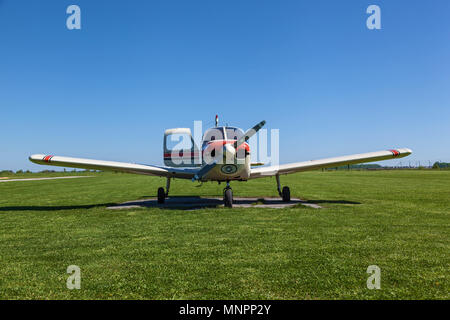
[203,128,224,143]
[166,133,193,151]
[225,127,244,141]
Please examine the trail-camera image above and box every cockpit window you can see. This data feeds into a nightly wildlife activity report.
[203,128,224,143]
[225,127,244,141]
[202,127,244,148]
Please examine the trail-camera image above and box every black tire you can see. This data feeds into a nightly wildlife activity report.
[224,188,233,208]
[282,186,290,202]
[157,187,165,204]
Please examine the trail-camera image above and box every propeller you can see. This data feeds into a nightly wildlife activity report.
[234,120,266,148]
[192,120,266,182]
[192,161,217,181]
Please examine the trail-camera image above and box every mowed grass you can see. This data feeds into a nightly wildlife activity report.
[0,170,448,299]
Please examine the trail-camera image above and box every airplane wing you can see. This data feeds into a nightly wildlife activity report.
[29,154,198,179]
[250,148,412,178]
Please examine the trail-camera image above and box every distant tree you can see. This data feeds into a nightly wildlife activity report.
[432,162,450,169]
[336,164,382,170]
[16,170,23,174]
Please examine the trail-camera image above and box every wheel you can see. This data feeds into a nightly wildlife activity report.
[224,188,233,208]
[282,186,290,202]
[157,187,165,204]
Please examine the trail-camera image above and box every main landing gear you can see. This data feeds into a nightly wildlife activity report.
[223,181,233,208]
[276,175,290,202]
[157,177,289,207]
[157,178,171,204]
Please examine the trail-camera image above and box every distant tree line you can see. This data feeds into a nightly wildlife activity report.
[432,162,450,169]
[324,164,382,171]
[0,170,31,175]
[0,169,99,175]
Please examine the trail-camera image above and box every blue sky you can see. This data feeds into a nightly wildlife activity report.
[1,0,449,171]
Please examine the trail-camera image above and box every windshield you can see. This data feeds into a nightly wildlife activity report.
[225,127,244,141]
[202,127,244,148]
[202,127,225,143]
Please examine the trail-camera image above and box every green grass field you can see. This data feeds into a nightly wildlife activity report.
[0,170,448,299]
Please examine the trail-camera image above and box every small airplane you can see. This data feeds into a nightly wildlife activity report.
[29,116,412,207]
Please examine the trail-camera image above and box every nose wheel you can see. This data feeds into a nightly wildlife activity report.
[276,175,291,202]
[223,181,233,208]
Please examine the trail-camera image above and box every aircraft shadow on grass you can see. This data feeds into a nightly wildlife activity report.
[0,203,117,212]
[304,199,361,205]
[138,196,361,203]
[0,197,361,212]
[112,196,362,210]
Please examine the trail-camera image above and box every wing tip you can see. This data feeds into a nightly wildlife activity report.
[29,154,43,161]
[29,154,53,163]
[389,148,413,157]
[400,148,413,155]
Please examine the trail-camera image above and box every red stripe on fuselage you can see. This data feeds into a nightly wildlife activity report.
[164,141,250,160]
[206,140,250,152]
[164,152,200,158]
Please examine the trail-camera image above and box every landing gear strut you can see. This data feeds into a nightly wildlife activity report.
[276,175,290,202]
[223,181,233,208]
[157,178,171,204]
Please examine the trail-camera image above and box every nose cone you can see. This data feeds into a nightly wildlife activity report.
[223,144,236,164]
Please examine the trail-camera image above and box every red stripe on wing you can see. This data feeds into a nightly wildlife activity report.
[389,149,400,156]
[43,155,54,162]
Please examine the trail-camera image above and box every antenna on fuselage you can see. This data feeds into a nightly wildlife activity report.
[215,115,219,127]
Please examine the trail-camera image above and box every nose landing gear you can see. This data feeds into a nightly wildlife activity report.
[223,181,233,208]
[276,175,291,202]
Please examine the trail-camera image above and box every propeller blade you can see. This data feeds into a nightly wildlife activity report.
[192,161,217,181]
[235,120,266,148]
